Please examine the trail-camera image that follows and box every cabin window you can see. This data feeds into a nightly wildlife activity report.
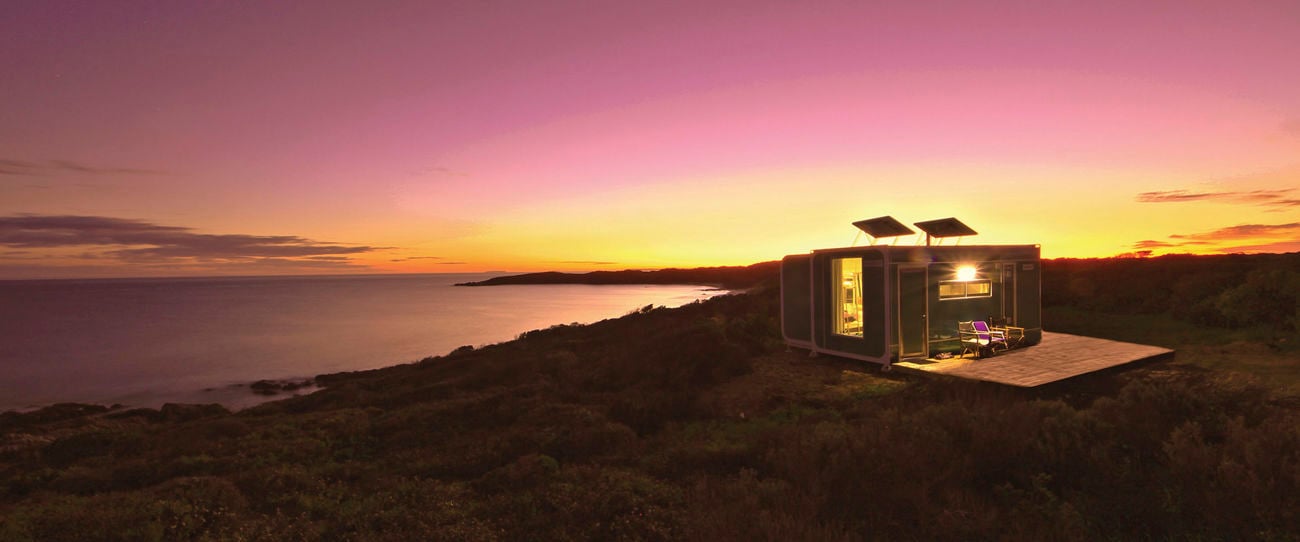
[832,258,864,337]
[938,279,992,300]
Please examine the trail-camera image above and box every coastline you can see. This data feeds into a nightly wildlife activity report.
[2,276,755,414]
[2,378,323,416]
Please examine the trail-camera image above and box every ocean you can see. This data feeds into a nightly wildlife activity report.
[0,273,721,411]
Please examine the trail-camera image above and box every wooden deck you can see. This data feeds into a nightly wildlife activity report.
[893,331,1173,387]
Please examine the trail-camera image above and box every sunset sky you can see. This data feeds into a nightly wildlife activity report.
[3,1,1299,279]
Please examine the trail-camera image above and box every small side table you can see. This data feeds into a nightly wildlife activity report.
[993,325,1026,348]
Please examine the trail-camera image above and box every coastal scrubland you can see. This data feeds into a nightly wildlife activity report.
[2,254,1298,540]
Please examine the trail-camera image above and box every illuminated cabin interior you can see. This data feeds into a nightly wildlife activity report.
[780,216,1041,370]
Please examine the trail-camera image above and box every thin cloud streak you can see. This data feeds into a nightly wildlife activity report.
[1169,222,1300,242]
[1133,222,1300,254]
[1132,240,1176,249]
[1136,189,1300,209]
[409,165,470,178]
[389,256,446,262]
[0,255,369,280]
[0,215,380,273]
[0,158,168,177]
[1217,240,1300,254]
[1130,239,1209,250]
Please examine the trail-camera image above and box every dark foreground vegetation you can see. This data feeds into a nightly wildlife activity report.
[1043,253,1300,338]
[2,254,1299,540]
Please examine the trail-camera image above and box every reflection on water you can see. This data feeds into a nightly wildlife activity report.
[0,274,720,410]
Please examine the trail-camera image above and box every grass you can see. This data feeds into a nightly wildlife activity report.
[1046,304,1227,347]
[1047,304,1300,391]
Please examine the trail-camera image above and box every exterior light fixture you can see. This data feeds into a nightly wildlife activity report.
[955,266,977,282]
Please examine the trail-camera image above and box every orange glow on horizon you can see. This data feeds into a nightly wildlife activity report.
[2,2,1298,279]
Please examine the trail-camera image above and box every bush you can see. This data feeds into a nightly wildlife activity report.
[1215,268,1299,332]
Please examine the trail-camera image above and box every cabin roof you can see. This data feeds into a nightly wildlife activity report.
[799,243,1040,262]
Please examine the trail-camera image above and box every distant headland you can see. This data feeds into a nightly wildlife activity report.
[455,261,780,290]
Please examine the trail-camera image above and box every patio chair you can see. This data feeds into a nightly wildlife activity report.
[959,320,1009,358]
[957,321,976,358]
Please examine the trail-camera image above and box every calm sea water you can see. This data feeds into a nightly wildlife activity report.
[0,274,720,411]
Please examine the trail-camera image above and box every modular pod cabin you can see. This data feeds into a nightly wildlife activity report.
[781,218,1042,369]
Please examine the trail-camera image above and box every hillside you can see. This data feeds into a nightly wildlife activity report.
[454,261,780,290]
[2,255,1299,540]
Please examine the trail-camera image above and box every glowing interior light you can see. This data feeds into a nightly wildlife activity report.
[956,266,978,282]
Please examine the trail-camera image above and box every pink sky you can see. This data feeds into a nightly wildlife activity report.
[2,1,1298,278]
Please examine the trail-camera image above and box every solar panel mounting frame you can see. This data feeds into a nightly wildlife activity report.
[913,217,978,246]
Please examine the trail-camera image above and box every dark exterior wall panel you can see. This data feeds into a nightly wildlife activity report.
[780,255,812,343]
[860,263,886,357]
[1016,261,1042,344]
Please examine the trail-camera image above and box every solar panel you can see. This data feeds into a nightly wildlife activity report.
[913,217,977,238]
[852,216,915,238]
